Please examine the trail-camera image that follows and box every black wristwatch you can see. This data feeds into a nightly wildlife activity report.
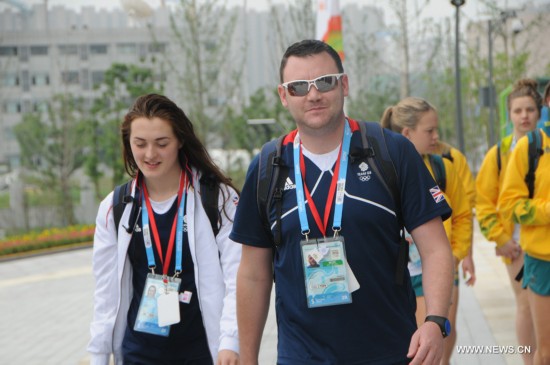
[425,315,451,338]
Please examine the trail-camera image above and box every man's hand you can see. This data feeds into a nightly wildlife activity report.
[217,350,239,365]
[407,322,445,364]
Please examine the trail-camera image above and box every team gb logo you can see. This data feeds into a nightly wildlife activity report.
[357,162,372,182]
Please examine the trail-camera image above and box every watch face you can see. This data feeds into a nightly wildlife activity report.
[444,319,451,335]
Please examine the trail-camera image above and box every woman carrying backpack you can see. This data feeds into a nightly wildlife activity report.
[499,81,550,365]
[87,94,241,365]
[434,140,477,287]
[381,97,472,365]
[476,78,540,364]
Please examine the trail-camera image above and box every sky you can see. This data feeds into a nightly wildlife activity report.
[14,0,549,24]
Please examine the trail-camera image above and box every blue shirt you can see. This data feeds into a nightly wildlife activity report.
[230,120,451,365]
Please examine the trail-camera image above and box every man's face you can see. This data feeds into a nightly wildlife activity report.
[277,52,348,135]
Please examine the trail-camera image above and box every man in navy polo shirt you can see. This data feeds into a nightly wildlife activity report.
[230,39,454,365]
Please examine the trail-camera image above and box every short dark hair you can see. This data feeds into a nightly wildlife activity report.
[279,40,344,83]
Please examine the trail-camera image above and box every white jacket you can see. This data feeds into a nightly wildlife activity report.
[87,171,241,365]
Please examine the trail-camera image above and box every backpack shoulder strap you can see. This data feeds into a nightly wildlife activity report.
[439,143,454,162]
[199,174,221,237]
[360,122,400,206]
[359,121,407,285]
[113,180,133,235]
[257,136,286,248]
[525,129,543,199]
[428,154,446,193]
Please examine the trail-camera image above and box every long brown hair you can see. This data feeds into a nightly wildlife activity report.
[122,94,239,214]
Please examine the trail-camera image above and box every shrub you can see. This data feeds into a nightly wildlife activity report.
[0,224,95,256]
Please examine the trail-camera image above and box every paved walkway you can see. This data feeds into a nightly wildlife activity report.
[0,224,528,364]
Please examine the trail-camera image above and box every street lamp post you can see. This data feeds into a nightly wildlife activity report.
[486,10,520,147]
[487,19,496,147]
[451,0,465,152]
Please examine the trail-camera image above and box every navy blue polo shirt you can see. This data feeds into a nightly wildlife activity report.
[123,196,212,364]
[230,120,451,365]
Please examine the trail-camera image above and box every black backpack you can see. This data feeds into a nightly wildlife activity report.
[497,125,548,281]
[112,175,221,236]
[428,154,447,193]
[256,121,409,285]
[496,128,546,199]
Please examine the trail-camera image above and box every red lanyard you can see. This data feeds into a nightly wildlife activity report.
[299,145,342,236]
[142,171,186,277]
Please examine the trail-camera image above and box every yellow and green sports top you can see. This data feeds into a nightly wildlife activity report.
[435,141,475,211]
[476,135,515,247]
[423,155,472,261]
[499,129,550,261]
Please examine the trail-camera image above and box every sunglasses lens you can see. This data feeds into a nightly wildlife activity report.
[315,75,338,92]
[284,74,342,96]
[287,81,309,96]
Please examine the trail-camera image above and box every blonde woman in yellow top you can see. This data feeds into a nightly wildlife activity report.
[381,97,472,365]
[434,141,476,287]
[499,84,550,365]
[476,78,540,364]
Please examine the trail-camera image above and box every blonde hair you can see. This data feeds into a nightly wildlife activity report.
[380,97,437,133]
[507,78,542,115]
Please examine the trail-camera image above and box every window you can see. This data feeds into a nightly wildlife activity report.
[91,71,105,87]
[117,43,137,55]
[58,44,79,55]
[0,46,17,56]
[1,73,19,87]
[32,73,50,86]
[149,43,166,53]
[61,71,79,85]
[33,100,49,113]
[4,101,21,114]
[90,44,108,54]
[30,46,49,56]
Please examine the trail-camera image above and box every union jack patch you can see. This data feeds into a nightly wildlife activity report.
[232,195,239,206]
[429,186,445,203]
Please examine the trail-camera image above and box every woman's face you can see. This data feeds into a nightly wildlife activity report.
[509,96,539,138]
[129,116,182,183]
[403,109,439,155]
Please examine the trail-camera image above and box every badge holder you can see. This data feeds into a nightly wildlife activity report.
[134,272,181,337]
[301,235,353,308]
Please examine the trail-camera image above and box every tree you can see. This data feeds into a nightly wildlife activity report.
[159,0,245,147]
[89,63,161,194]
[14,94,88,226]
[268,0,315,52]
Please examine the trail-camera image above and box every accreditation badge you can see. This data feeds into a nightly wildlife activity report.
[134,273,181,337]
[301,236,353,308]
